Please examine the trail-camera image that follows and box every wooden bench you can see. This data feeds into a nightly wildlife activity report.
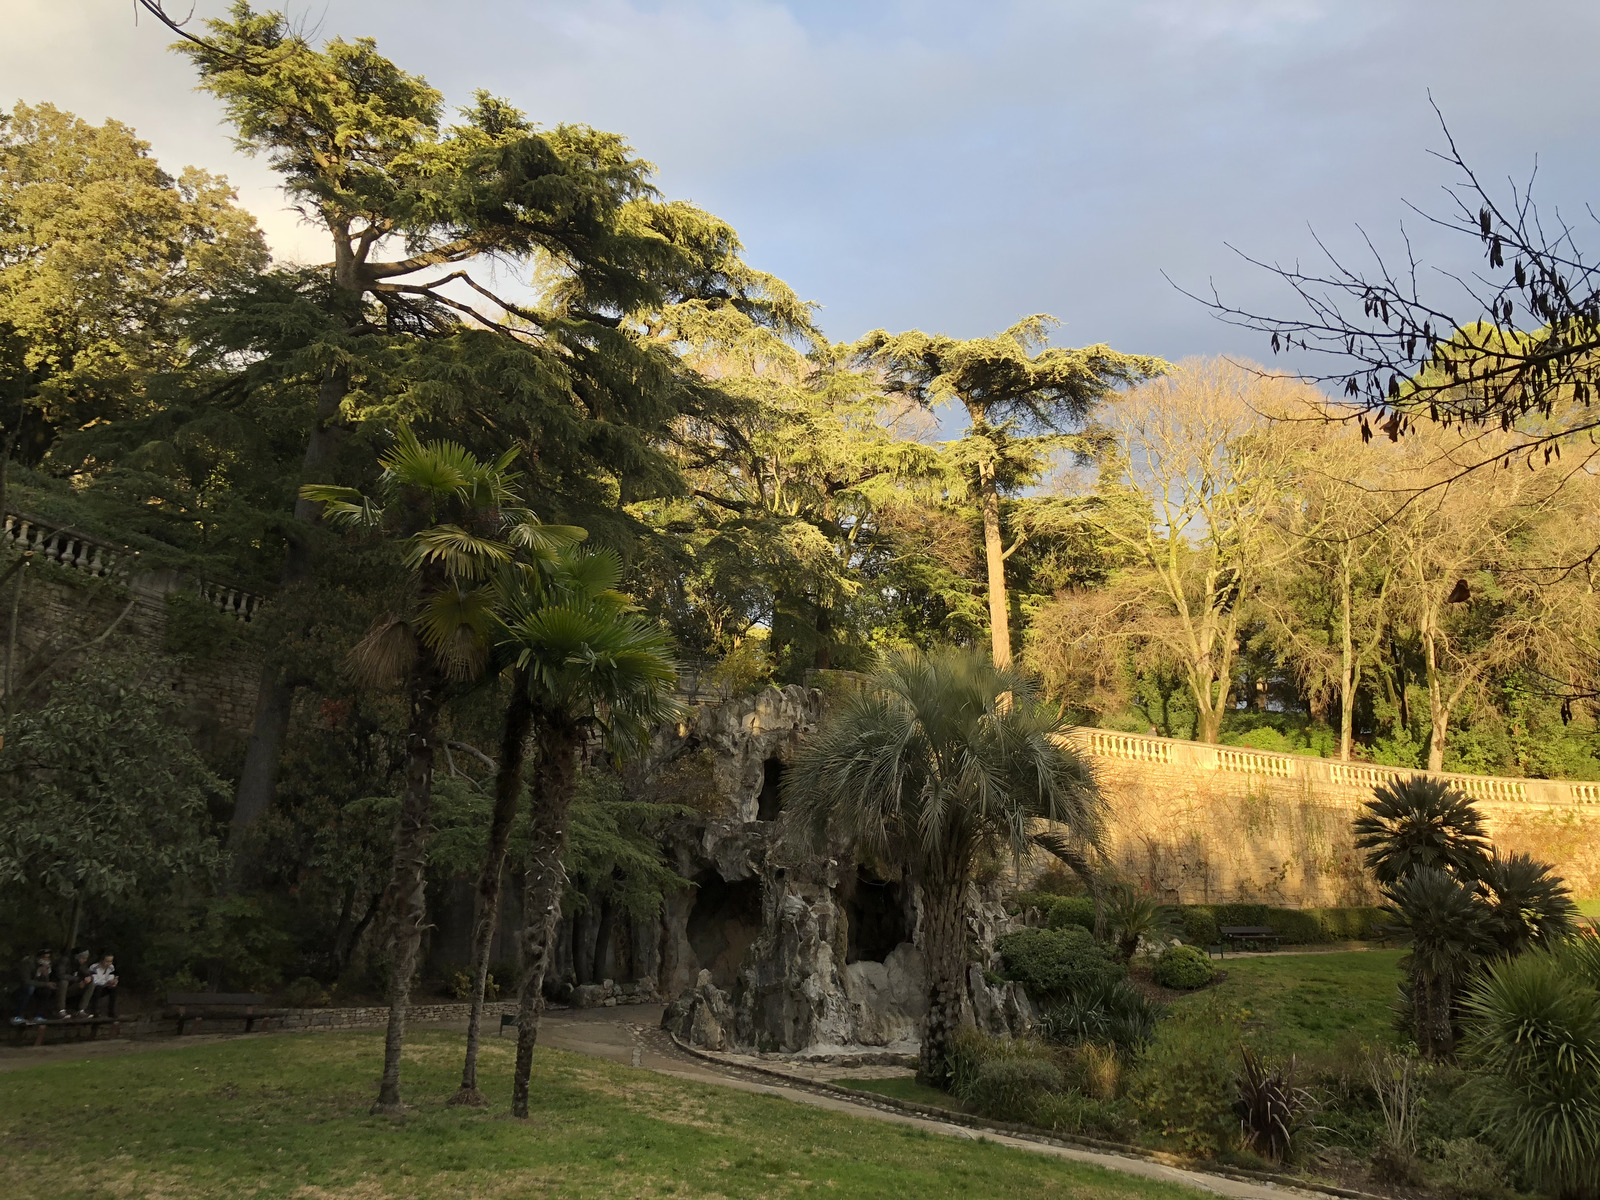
[1373,923,1412,948]
[1217,925,1281,957]
[164,993,285,1035]
[8,1016,121,1047]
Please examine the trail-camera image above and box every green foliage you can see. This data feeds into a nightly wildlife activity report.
[445,968,499,1002]
[1127,994,1245,1157]
[963,1056,1065,1124]
[1459,942,1600,1199]
[0,656,223,913]
[996,927,1124,1002]
[149,894,297,992]
[1168,904,1385,947]
[1388,866,1496,1056]
[1421,1138,1510,1200]
[1353,776,1492,887]
[1046,895,1096,932]
[1151,945,1215,990]
[1103,884,1176,962]
[1172,907,1219,948]
[282,976,329,1008]
[1039,977,1163,1054]
[564,770,691,920]
[1478,851,1577,956]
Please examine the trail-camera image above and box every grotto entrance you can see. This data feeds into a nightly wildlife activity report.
[684,870,763,989]
[845,869,908,964]
[755,756,785,822]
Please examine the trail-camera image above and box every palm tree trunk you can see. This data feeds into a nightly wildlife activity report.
[450,678,535,1107]
[977,461,1011,669]
[511,717,583,1119]
[917,870,970,1088]
[371,663,445,1115]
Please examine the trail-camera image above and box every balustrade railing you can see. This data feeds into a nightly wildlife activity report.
[1066,726,1597,807]
[2,510,267,622]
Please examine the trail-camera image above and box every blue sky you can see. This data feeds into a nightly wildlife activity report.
[11,1,1600,366]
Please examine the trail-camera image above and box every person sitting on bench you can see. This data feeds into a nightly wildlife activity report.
[59,949,93,1018]
[85,954,119,1019]
[12,949,53,1024]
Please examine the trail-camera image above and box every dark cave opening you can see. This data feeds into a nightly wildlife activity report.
[685,871,763,989]
[845,870,908,964]
[756,756,785,822]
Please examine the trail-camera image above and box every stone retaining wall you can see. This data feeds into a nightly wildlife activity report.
[1069,728,1600,905]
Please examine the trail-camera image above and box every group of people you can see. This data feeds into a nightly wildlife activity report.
[12,948,119,1024]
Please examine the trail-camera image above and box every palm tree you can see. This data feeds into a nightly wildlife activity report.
[1385,866,1493,1058]
[785,647,1104,1086]
[301,428,581,1114]
[1478,851,1578,956]
[497,547,679,1119]
[1352,776,1491,886]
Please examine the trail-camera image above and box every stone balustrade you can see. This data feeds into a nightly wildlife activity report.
[1065,726,1600,808]
[3,509,268,622]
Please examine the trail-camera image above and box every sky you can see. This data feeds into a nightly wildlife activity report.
[8,0,1600,366]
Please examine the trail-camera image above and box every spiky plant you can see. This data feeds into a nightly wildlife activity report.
[1352,775,1491,886]
[1478,851,1578,956]
[1235,1044,1315,1163]
[1102,882,1176,963]
[1386,866,1494,1058]
[785,647,1104,1086]
[1459,944,1600,1200]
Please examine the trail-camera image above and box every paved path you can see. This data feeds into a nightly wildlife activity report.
[4,1008,1331,1200]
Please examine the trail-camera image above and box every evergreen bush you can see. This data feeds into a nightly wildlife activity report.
[1152,944,1216,989]
[1046,895,1096,931]
[996,927,1123,1001]
[964,1056,1065,1123]
[1127,995,1243,1157]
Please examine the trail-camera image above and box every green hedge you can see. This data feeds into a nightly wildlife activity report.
[1045,896,1096,932]
[996,927,1124,1000]
[1164,904,1387,946]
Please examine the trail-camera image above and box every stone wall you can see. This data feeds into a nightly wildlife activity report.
[1072,729,1600,905]
[2,513,264,755]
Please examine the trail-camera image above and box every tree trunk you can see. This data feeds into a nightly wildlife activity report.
[371,661,445,1115]
[1421,619,1449,773]
[1339,550,1356,761]
[450,678,535,1107]
[511,717,583,1119]
[977,461,1011,669]
[230,365,351,846]
[592,890,618,983]
[916,871,971,1088]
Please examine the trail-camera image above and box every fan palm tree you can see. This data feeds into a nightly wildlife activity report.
[1352,776,1491,886]
[785,647,1104,1086]
[301,428,582,1114]
[493,547,680,1119]
[1478,851,1578,956]
[1386,866,1494,1058]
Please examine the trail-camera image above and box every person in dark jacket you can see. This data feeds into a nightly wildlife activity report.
[12,949,53,1023]
[59,949,93,1017]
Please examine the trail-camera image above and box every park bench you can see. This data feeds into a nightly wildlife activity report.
[1373,923,1412,948]
[8,1015,121,1047]
[1217,925,1280,956]
[164,992,285,1035]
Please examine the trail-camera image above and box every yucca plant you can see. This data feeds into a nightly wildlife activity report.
[1386,866,1494,1058]
[1477,851,1578,956]
[1040,975,1162,1054]
[1352,775,1492,886]
[1235,1044,1315,1163]
[1459,943,1600,1200]
[1103,882,1176,963]
[785,647,1104,1086]
[301,427,583,1114]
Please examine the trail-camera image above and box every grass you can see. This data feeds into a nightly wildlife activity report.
[1577,897,1600,922]
[0,1030,1217,1200]
[832,1075,960,1109]
[1169,949,1405,1058]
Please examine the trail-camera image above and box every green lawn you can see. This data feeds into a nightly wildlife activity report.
[1174,949,1405,1059]
[0,1030,1214,1200]
[832,1074,959,1109]
[1578,897,1600,922]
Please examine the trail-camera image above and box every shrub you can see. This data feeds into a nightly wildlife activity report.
[281,976,327,1008]
[1308,906,1387,941]
[1035,1090,1132,1140]
[1174,907,1220,948]
[1153,945,1216,990]
[1046,896,1096,932]
[996,926,1123,1001]
[1423,1138,1510,1200]
[1127,994,1244,1157]
[1458,946,1600,1199]
[446,968,501,1001]
[964,1056,1065,1123]
[1040,977,1162,1053]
